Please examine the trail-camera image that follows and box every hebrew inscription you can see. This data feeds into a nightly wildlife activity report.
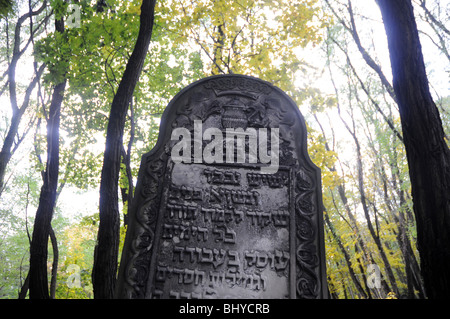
[151,164,292,299]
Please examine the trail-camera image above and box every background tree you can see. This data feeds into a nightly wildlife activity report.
[313,0,448,298]
[92,0,157,299]
[0,0,48,195]
[159,0,327,94]
[29,3,67,299]
[377,0,450,299]
[0,0,13,18]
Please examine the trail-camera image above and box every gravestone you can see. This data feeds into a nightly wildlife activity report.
[115,75,328,299]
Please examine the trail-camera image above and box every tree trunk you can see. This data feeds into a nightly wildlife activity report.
[28,72,66,299]
[354,130,399,296]
[0,1,47,194]
[313,112,376,297]
[28,11,66,299]
[18,271,30,299]
[92,0,156,299]
[49,226,58,299]
[324,211,368,298]
[377,0,450,299]
[336,98,399,296]
[0,63,44,194]
[120,99,135,225]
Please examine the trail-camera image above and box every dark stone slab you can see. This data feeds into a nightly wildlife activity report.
[115,75,328,299]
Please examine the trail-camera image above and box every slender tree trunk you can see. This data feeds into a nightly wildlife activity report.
[391,144,419,298]
[29,75,66,299]
[28,12,66,299]
[0,64,44,194]
[367,126,420,298]
[324,211,368,298]
[313,113,375,269]
[212,23,225,75]
[377,0,450,299]
[92,0,156,299]
[354,130,399,296]
[0,1,47,194]
[18,272,30,299]
[327,276,339,299]
[336,100,399,295]
[49,226,58,299]
[120,99,135,225]
[354,244,373,298]
[313,112,375,298]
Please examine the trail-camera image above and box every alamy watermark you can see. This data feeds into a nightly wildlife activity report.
[66,4,81,29]
[367,264,381,289]
[66,264,81,289]
[171,120,280,174]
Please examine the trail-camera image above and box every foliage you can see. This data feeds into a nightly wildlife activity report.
[158,0,328,93]
[54,215,96,299]
[0,0,13,18]
[0,167,39,298]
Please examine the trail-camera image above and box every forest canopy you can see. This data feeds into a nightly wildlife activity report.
[0,0,449,299]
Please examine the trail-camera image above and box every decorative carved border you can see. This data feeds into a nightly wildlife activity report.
[295,167,320,298]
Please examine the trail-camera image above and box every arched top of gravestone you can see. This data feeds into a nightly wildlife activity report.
[144,74,317,173]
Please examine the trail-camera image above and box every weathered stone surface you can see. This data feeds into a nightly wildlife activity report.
[115,75,328,299]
